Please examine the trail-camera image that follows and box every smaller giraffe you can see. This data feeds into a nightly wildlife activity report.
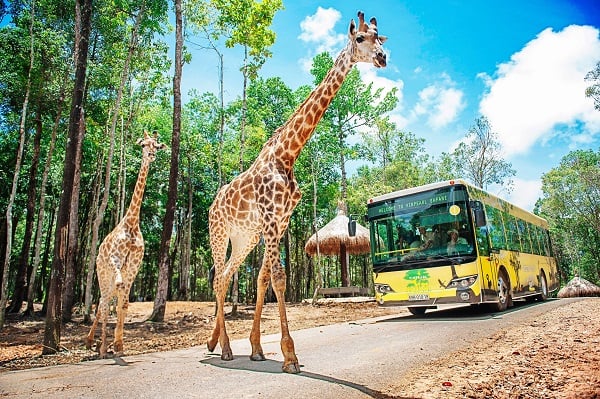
[86,130,166,358]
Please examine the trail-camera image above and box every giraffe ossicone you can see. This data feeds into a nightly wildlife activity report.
[86,130,166,358]
[207,10,388,374]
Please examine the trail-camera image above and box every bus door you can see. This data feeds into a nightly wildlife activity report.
[471,200,497,302]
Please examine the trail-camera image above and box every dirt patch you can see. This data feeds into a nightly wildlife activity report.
[386,298,600,399]
[1,298,600,398]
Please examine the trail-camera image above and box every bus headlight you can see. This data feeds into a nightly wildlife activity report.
[375,283,395,293]
[447,275,478,289]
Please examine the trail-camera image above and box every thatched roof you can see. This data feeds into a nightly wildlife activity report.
[304,208,371,256]
[557,276,600,298]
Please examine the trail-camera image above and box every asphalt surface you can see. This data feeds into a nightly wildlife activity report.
[0,298,578,399]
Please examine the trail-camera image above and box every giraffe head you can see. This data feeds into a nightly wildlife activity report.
[136,130,167,162]
[349,11,387,68]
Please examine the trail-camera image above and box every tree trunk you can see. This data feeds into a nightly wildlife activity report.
[0,1,36,328]
[8,104,43,314]
[178,160,193,300]
[62,111,85,322]
[42,0,92,353]
[150,0,182,322]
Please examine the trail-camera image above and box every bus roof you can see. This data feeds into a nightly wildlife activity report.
[367,179,471,204]
[367,179,549,227]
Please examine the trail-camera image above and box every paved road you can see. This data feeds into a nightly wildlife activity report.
[0,298,580,398]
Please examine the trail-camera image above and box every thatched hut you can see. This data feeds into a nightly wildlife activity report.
[304,205,371,289]
[557,276,600,298]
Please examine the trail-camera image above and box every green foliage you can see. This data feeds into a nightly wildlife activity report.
[538,149,600,284]
[585,61,600,111]
[210,0,283,79]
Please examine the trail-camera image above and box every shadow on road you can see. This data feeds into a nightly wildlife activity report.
[377,298,557,323]
[201,355,410,399]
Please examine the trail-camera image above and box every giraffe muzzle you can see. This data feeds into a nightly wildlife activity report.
[374,52,387,68]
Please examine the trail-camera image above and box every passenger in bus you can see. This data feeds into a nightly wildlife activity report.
[411,226,436,250]
[447,228,468,255]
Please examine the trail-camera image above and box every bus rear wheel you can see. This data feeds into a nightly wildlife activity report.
[491,269,511,312]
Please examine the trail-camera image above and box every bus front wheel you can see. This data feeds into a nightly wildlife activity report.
[492,269,511,312]
[408,307,427,316]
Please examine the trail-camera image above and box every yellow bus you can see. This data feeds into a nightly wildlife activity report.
[366,179,559,315]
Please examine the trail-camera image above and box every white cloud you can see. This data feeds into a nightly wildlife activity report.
[298,7,346,70]
[411,73,466,129]
[479,25,600,157]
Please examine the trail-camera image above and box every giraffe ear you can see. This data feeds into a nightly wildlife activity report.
[348,18,356,37]
[378,35,387,44]
[136,137,144,146]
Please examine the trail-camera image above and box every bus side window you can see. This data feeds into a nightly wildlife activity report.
[475,225,490,256]
[485,204,506,249]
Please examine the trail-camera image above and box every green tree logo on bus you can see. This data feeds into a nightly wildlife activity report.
[404,269,431,292]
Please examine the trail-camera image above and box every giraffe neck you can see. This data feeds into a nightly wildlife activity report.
[274,43,355,168]
[124,158,150,226]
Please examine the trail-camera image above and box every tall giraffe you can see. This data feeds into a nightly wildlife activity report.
[86,130,166,358]
[207,11,388,374]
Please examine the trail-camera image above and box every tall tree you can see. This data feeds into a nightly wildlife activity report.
[452,116,515,190]
[0,0,36,328]
[26,72,69,315]
[149,0,182,322]
[42,0,92,353]
[309,51,398,204]
[538,149,600,283]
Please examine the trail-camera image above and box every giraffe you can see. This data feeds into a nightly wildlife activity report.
[207,11,387,374]
[86,130,166,358]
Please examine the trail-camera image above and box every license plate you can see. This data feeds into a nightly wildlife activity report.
[408,294,429,301]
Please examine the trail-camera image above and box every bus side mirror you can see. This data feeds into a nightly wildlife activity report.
[348,215,357,237]
[470,200,487,227]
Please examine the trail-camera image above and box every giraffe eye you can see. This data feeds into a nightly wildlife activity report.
[356,35,364,43]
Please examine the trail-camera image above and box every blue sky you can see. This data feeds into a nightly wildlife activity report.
[185,1,599,210]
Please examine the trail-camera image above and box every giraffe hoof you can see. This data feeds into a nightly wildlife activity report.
[250,353,266,361]
[207,341,216,352]
[220,352,234,361]
[282,362,301,374]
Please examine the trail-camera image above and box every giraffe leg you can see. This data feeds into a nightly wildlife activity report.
[97,297,110,358]
[272,260,300,373]
[207,231,258,361]
[249,263,271,361]
[206,221,228,356]
[85,299,101,350]
[262,237,300,374]
[113,288,129,356]
[208,285,232,360]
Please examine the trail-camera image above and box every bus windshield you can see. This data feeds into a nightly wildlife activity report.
[367,185,476,272]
